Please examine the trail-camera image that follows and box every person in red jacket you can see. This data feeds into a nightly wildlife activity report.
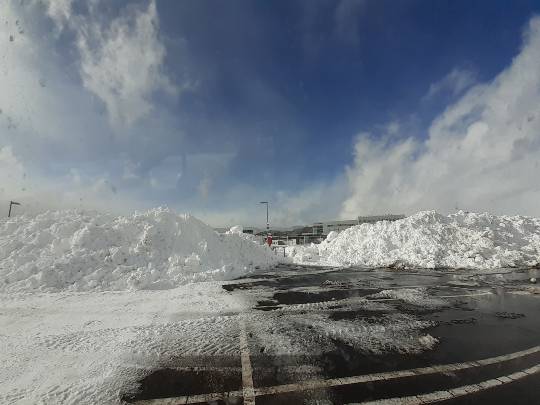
[266,233,273,246]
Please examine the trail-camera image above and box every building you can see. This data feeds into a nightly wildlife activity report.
[312,222,324,235]
[215,214,405,245]
[322,214,406,235]
[242,226,262,235]
[358,214,405,224]
[322,219,359,234]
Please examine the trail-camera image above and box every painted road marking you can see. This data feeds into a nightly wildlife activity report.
[239,319,256,405]
[360,362,540,404]
[132,345,540,404]
[131,390,244,405]
[252,344,540,396]
[438,291,492,298]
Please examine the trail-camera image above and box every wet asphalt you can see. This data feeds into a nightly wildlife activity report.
[124,265,540,404]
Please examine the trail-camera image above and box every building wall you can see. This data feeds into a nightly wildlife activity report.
[321,215,405,235]
[358,214,405,224]
[323,220,357,234]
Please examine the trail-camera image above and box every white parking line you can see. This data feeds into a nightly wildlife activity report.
[253,344,539,396]
[438,291,493,298]
[239,319,256,405]
[131,390,244,405]
[132,343,540,404]
[360,363,540,404]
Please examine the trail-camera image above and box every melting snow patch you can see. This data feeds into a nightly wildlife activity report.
[369,288,448,309]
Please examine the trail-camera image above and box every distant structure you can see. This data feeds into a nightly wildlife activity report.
[317,214,406,235]
[215,214,405,245]
[242,226,262,235]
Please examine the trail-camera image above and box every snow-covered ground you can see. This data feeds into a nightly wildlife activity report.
[287,210,540,269]
[0,208,280,292]
[0,283,250,404]
[0,208,283,403]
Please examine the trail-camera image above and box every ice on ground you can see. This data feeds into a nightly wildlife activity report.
[368,287,448,309]
[288,210,540,270]
[0,208,281,292]
[250,311,436,356]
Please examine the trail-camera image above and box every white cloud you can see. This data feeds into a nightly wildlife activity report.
[0,146,25,195]
[41,0,176,127]
[149,155,185,190]
[425,67,477,100]
[197,176,212,200]
[0,1,183,216]
[341,16,540,218]
[334,0,366,44]
[0,146,133,215]
[76,1,176,127]
[192,176,347,228]
[45,0,74,31]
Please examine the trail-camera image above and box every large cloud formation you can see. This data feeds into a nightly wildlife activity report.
[342,16,540,218]
[0,0,174,214]
[45,0,176,127]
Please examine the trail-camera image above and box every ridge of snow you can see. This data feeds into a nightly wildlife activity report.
[289,210,540,269]
[0,207,280,292]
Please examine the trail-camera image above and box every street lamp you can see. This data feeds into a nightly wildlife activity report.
[260,201,269,231]
[8,200,21,217]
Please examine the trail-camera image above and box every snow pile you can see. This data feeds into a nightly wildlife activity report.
[285,244,320,263]
[225,224,262,244]
[226,225,243,234]
[0,208,280,292]
[289,211,540,269]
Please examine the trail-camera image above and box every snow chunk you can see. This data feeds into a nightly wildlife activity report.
[418,334,439,350]
[226,225,243,234]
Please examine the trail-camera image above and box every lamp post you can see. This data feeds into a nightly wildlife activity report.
[8,200,21,217]
[260,201,269,231]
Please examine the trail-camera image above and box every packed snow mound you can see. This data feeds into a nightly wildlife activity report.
[0,208,280,292]
[226,225,243,234]
[290,211,540,269]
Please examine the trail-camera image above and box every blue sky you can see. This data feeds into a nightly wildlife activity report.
[2,0,540,226]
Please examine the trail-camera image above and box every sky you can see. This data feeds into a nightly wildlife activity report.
[2,0,540,227]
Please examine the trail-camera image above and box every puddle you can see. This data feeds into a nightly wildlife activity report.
[272,288,374,305]
[423,293,540,364]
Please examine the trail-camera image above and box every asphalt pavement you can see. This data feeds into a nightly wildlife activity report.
[125,264,540,405]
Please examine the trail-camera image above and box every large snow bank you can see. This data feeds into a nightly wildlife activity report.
[0,208,279,292]
[289,211,540,269]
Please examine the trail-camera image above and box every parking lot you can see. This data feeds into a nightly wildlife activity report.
[126,265,540,404]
